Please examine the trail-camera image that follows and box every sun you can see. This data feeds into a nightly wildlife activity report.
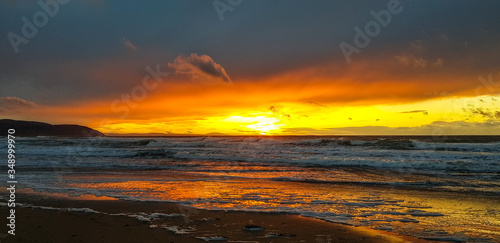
[246,117,281,134]
[223,116,283,135]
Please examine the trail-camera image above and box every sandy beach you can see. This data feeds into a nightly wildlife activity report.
[0,192,440,243]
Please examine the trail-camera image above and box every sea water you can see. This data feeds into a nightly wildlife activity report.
[3,136,500,242]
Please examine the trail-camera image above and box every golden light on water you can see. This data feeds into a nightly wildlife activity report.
[65,173,500,240]
[66,174,500,239]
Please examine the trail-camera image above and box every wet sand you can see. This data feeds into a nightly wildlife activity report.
[0,193,441,243]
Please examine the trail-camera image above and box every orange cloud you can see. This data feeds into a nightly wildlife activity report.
[6,56,500,135]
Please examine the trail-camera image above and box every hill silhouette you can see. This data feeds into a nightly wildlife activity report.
[0,119,104,137]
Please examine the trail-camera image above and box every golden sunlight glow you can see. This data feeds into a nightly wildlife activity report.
[91,94,500,135]
[223,116,283,135]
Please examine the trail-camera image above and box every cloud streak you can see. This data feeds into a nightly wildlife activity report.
[400,110,429,115]
[123,38,137,50]
[0,97,37,113]
[395,55,443,69]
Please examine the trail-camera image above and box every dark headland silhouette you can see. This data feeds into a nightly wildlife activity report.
[0,119,104,137]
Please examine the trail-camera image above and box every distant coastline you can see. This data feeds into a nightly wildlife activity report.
[0,119,104,137]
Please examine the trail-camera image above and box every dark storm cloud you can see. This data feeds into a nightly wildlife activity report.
[1,0,500,103]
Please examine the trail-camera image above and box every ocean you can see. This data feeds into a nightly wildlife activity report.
[5,136,500,242]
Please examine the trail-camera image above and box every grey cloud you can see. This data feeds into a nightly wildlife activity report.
[169,54,231,83]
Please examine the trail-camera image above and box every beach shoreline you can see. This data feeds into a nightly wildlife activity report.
[0,192,439,243]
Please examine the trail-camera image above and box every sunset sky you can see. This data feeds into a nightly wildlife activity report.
[1,0,500,135]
